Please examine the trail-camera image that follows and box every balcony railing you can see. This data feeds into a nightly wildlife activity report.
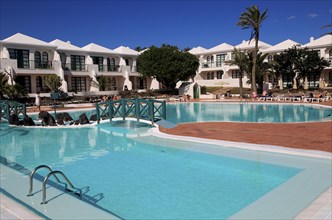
[103,65,121,72]
[17,60,53,70]
[201,62,224,69]
[62,63,88,72]
[131,65,137,72]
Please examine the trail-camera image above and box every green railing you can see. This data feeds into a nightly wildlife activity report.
[0,100,27,121]
[95,98,166,125]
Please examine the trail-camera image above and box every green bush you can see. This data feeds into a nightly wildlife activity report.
[206,87,222,93]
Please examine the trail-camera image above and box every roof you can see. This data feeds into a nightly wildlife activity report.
[49,39,86,52]
[113,46,138,56]
[82,43,118,54]
[262,39,301,53]
[188,46,208,54]
[208,43,234,53]
[2,33,56,48]
[303,34,332,48]
[235,40,272,50]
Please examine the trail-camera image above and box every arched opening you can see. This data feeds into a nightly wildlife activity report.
[42,52,49,68]
[36,76,43,92]
[35,51,41,68]
[111,77,117,90]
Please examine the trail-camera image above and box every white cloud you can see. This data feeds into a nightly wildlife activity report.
[308,13,318,18]
[287,16,296,20]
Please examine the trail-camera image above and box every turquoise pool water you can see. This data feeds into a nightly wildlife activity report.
[166,102,332,123]
[1,120,331,219]
[30,103,332,123]
[2,102,332,218]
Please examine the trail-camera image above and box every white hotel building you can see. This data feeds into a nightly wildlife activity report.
[0,33,331,96]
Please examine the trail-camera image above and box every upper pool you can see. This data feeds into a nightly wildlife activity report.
[30,102,332,124]
[166,102,332,123]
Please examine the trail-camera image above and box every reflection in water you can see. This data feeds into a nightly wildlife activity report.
[167,103,332,123]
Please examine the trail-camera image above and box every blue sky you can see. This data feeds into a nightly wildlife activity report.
[0,0,331,50]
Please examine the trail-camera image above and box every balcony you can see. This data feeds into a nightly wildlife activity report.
[62,63,88,72]
[17,60,53,70]
[103,65,121,72]
[201,62,224,69]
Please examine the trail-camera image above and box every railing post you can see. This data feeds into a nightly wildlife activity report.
[162,100,166,120]
[149,101,154,125]
[135,99,140,121]
[110,100,114,121]
[5,100,10,119]
[96,103,100,124]
[121,98,126,120]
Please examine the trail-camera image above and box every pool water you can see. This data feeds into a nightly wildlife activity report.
[1,102,332,219]
[166,102,332,123]
[1,120,331,219]
[29,103,332,123]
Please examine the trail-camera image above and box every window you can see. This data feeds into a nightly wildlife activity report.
[35,52,41,68]
[42,52,49,68]
[231,53,235,61]
[282,73,295,88]
[136,77,146,89]
[329,49,332,63]
[268,55,273,61]
[36,76,43,92]
[71,55,86,71]
[207,72,214,80]
[92,56,104,72]
[71,77,86,91]
[107,58,116,71]
[15,76,31,93]
[217,71,223,79]
[216,54,226,67]
[111,77,117,90]
[232,70,242,78]
[207,56,210,62]
[8,49,29,68]
[308,73,320,88]
[125,59,129,66]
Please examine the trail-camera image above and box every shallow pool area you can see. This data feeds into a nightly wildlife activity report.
[0,119,331,219]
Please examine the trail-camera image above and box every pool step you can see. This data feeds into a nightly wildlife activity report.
[155,119,177,129]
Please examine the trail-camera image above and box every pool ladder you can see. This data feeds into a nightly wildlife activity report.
[27,165,82,204]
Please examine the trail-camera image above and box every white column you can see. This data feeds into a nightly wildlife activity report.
[149,78,159,89]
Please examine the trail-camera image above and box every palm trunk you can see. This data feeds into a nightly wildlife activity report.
[252,34,259,93]
[239,72,243,97]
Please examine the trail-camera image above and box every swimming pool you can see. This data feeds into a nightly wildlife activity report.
[0,119,331,219]
[30,102,332,123]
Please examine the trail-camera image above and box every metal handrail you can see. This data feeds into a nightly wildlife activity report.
[42,170,82,204]
[95,98,166,124]
[27,165,62,197]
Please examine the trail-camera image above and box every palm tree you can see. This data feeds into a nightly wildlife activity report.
[0,72,8,99]
[44,75,63,92]
[321,23,332,36]
[237,5,268,93]
[225,48,248,97]
[95,75,111,91]
[243,52,272,92]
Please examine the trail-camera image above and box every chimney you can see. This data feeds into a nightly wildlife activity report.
[66,41,71,44]
[310,37,314,42]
